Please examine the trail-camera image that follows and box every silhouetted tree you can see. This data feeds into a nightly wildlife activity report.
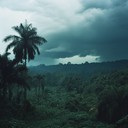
[0,53,15,99]
[4,21,47,67]
[34,74,45,101]
[0,53,30,102]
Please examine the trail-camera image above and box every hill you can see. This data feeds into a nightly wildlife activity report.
[29,59,128,74]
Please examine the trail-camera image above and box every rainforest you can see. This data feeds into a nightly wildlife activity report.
[0,21,128,128]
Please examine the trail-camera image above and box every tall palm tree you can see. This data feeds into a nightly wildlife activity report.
[35,74,45,96]
[3,21,47,67]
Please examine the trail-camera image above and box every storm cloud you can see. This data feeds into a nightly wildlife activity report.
[44,0,128,61]
[0,0,128,65]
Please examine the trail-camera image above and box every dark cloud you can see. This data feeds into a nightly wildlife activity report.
[80,0,128,10]
[39,0,128,62]
[1,0,128,65]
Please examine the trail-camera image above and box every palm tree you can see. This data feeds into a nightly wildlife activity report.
[35,74,45,94]
[0,53,30,101]
[3,21,47,67]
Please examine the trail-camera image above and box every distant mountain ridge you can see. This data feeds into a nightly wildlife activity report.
[29,59,128,74]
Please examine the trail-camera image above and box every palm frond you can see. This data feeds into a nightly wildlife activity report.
[28,49,35,61]
[19,23,25,34]
[13,44,23,62]
[12,26,22,36]
[27,23,32,31]
[3,35,20,42]
[31,36,47,45]
[6,41,17,52]
[28,28,37,37]
[33,44,40,55]
[26,44,36,61]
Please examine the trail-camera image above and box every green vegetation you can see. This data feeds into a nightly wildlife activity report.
[0,22,128,128]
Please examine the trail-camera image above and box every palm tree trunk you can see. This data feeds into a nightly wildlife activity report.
[24,47,27,67]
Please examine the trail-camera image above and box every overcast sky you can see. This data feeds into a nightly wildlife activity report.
[0,0,128,65]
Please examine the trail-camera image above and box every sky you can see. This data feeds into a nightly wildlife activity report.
[0,0,128,65]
